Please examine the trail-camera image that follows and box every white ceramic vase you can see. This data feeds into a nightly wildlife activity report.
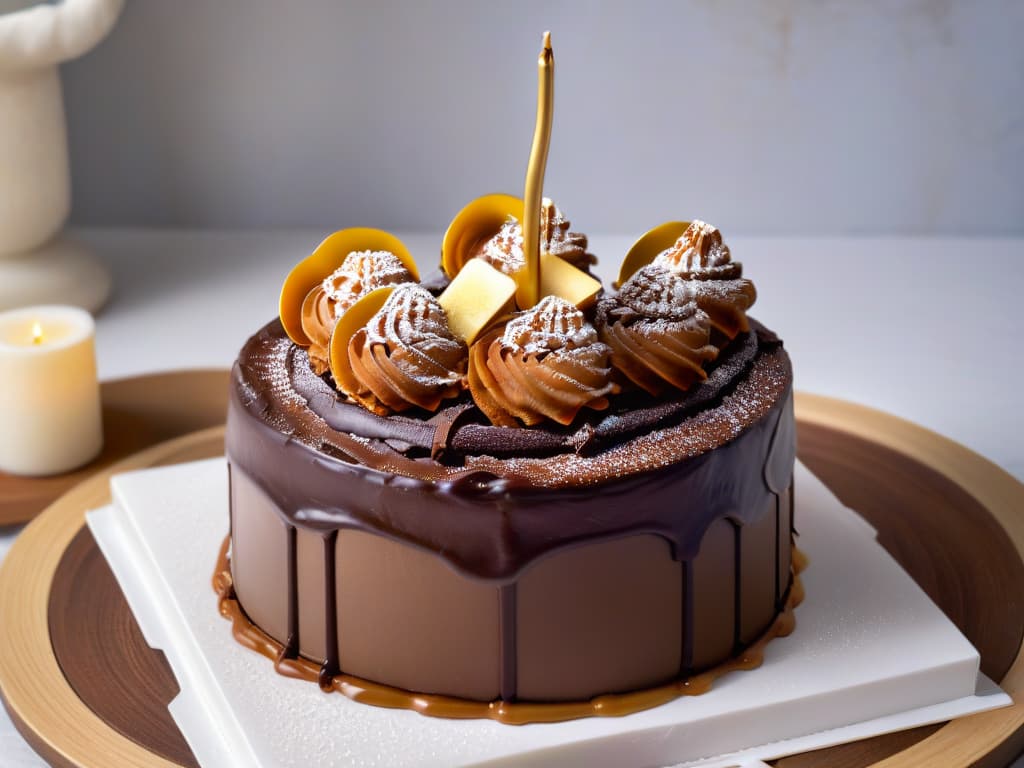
[0,0,124,311]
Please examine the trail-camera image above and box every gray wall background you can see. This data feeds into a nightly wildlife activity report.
[60,0,1024,235]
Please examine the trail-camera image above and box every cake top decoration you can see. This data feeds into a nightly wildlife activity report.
[275,34,759,426]
[655,220,742,280]
[468,296,617,427]
[346,283,466,414]
[301,249,414,374]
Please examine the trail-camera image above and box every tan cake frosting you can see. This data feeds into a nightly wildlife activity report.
[468,296,618,426]
[346,283,466,415]
[300,250,414,373]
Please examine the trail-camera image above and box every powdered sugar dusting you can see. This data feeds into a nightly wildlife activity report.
[501,296,604,355]
[617,264,701,320]
[362,283,465,389]
[465,348,790,486]
[654,220,743,280]
[322,250,413,311]
[476,217,525,276]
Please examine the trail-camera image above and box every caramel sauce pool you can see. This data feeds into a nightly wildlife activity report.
[213,537,807,725]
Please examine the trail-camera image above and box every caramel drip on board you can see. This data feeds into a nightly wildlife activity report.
[213,538,806,725]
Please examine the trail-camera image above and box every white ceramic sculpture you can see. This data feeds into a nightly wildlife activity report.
[0,0,124,311]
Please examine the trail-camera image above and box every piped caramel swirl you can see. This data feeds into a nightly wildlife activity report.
[301,250,414,373]
[347,284,466,414]
[469,296,618,427]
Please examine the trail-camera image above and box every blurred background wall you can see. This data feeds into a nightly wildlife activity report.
[60,0,1024,235]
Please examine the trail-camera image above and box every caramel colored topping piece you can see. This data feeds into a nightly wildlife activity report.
[347,284,467,414]
[469,296,618,427]
[597,264,718,396]
[617,220,690,288]
[279,228,418,346]
[438,258,518,345]
[441,193,524,280]
[300,250,414,373]
[328,286,396,400]
[539,251,602,309]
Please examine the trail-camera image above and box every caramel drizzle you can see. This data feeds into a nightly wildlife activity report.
[213,538,806,726]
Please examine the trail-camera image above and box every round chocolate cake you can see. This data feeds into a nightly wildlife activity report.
[220,212,798,723]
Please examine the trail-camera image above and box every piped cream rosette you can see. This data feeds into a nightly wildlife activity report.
[329,284,467,415]
[598,220,757,395]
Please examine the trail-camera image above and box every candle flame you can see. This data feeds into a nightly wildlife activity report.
[543,30,551,51]
[31,321,43,346]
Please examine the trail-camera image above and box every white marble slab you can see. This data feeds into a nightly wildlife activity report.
[86,459,1009,768]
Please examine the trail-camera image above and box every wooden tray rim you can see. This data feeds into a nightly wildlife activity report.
[0,392,1020,767]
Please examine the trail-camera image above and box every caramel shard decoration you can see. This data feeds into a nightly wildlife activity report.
[653,220,756,339]
[469,296,618,427]
[539,252,602,309]
[328,286,396,400]
[437,258,517,345]
[442,194,596,288]
[346,284,467,415]
[301,250,415,374]
[441,194,524,280]
[597,264,718,396]
[281,228,419,346]
[617,220,690,288]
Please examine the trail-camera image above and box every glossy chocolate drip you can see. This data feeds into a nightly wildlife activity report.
[227,320,794,583]
[283,525,299,658]
[499,584,517,701]
[319,530,339,689]
[732,519,742,654]
[774,494,782,611]
[681,560,694,675]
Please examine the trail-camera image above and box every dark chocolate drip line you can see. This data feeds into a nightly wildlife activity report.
[499,583,518,701]
[680,559,694,675]
[227,464,234,539]
[773,493,781,612]
[319,530,340,689]
[790,477,797,536]
[283,524,299,658]
[732,519,742,655]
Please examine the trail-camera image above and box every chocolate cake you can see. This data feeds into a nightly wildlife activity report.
[219,213,797,724]
[218,36,797,725]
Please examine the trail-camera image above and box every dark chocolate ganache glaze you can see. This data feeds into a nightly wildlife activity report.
[226,319,794,582]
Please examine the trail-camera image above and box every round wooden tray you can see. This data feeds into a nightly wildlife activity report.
[0,391,1022,767]
[0,369,230,526]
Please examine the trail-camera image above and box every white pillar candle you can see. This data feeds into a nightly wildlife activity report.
[0,305,102,476]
